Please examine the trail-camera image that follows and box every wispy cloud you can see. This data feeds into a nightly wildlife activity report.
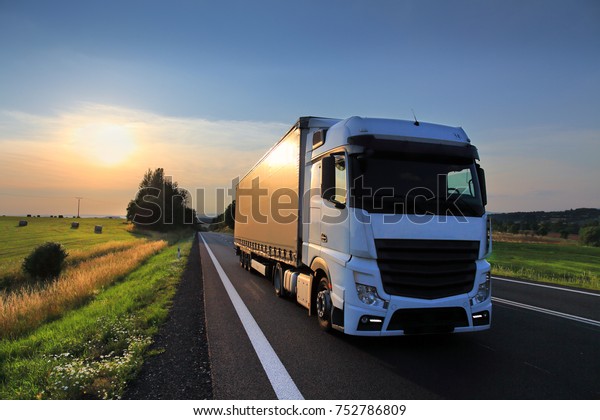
[0,103,288,215]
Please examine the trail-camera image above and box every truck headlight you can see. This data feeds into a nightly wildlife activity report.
[470,272,491,306]
[356,283,386,307]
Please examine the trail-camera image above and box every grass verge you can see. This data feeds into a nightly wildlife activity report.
[0,238,192,399]
[489,241,600,291]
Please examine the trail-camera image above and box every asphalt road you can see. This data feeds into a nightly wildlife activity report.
[199,232,600,400]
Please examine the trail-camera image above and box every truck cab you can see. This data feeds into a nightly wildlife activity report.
[303,117,492,335]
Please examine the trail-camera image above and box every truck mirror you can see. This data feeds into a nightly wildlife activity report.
[321,156,336,202]
[476,164,487,206]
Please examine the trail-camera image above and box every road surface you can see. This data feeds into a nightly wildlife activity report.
[199,232,600,399]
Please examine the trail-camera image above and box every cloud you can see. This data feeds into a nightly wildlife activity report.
[0,103,289,215]
[1,104,598,215]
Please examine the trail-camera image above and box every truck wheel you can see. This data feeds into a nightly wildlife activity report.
[273,263,284,297]
[316,277,332,331]
[245,253,251,271]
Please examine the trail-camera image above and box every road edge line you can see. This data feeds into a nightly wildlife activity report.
[492,276,600,297]
[199,233,304,400]
[492,297,600,327]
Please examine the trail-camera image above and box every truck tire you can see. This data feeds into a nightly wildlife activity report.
[273,263,284,297]
[245,253,251,271]
[316,277,332,331]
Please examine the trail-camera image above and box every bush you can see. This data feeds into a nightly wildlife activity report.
[22,242,68,280]
[580,226,600,247]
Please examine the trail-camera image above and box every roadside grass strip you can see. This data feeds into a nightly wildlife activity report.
[0,239,191,399]
[489,241,600,291]
[0,240,167,339]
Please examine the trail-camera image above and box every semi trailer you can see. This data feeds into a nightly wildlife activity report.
[234,116,492,336]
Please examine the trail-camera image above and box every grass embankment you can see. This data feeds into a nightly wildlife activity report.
[0,240,167,338]
[489,239,600,291]
[0,239,192,399]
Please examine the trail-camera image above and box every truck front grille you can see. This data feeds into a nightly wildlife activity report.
[387,307,469,333]
[375,239,479,299]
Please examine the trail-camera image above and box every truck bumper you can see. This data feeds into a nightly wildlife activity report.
[342,296,492,336]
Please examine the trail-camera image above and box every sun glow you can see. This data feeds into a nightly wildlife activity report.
[72,123,136,166]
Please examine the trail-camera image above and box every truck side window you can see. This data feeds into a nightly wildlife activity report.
[334,155,347,205]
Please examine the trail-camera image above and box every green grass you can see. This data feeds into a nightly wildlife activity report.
[0,216,141,287]
[0,216,192,292]
[489,241,600,290]
[0,238,192,399]
[0,216,137,262]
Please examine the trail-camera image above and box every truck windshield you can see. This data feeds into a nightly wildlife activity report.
[349,153,485,217]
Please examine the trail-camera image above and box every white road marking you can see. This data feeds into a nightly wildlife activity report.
[492,276,600,297]
[492,297,600,328]
[200,234,304,400]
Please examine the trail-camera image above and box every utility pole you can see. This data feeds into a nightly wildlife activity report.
[75,197,83,218]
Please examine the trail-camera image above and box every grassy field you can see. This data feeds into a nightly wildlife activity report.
[0,240,191,399]
[489,239,600,291]
[0,216,137,260]
[0,216,195,399]
[0,216,141,290]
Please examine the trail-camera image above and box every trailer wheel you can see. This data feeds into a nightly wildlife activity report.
[239,252,244,268]
[273,263,284,297]
[316,277,332,331]
[245,253,251,271]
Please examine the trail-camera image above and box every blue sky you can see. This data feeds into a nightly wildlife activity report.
[0,0,599,215]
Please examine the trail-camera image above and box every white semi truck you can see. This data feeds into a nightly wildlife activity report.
[234,116,492,336]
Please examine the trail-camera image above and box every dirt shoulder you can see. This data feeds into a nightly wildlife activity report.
[124,235,212,399]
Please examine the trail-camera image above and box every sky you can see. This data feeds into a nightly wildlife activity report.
[0,0,599,216]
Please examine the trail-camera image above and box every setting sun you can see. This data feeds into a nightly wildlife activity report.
[72,122,136,166]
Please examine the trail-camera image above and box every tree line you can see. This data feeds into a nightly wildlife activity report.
[491,208,600,246]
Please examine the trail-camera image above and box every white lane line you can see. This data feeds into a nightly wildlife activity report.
[492,276,600,297]
[492,297,600,328]
[200,234,304,400]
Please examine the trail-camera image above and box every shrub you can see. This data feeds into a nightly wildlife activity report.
[580,226,600,247]
[22,242,68,280]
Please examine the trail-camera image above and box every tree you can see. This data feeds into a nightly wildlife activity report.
[126,168,196,231]
[536,224,549,236]
[579,226,600,247]
[23,242,68,280]
[509,223,520,234]
[211,201,235,231]
[224,200,235,230]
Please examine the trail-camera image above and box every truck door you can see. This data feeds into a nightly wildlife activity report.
[320,154,350,259]
[307,161,322,257]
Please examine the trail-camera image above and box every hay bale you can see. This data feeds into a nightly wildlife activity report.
[71,222,80,229]
[94,225,103,234]
[19,220,28,227]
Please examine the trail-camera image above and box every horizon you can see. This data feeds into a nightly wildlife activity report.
[1,1,599,215]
